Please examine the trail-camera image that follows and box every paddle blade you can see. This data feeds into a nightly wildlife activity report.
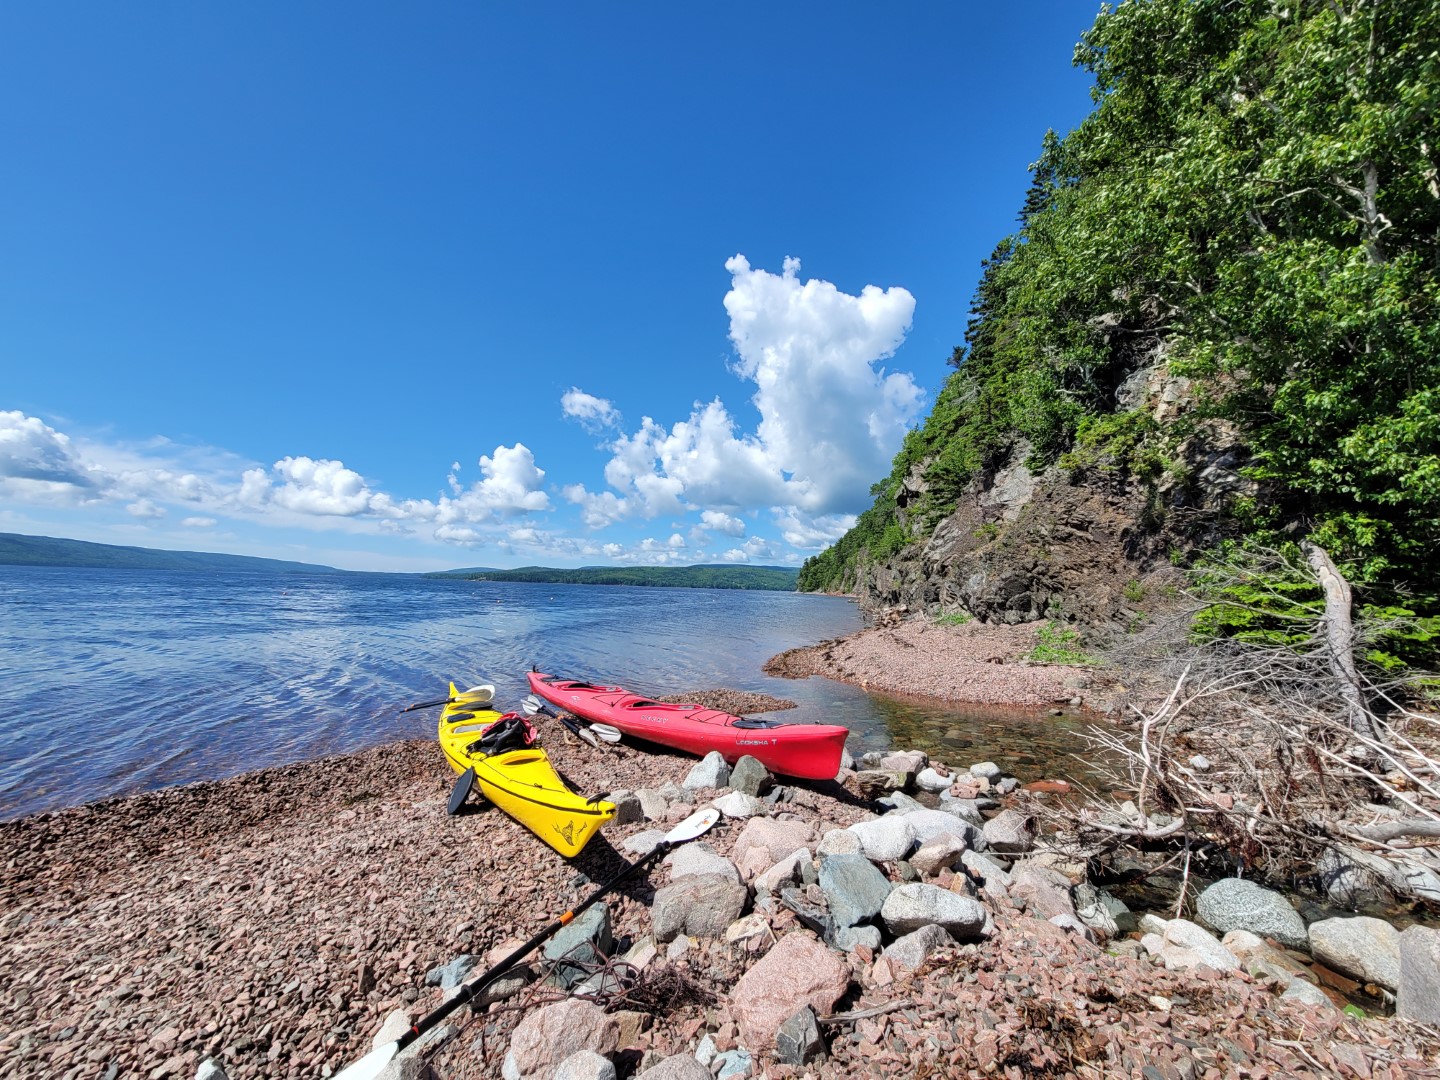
[664,807,720,844]
[589,724,622,743]
[577,726,599,748]
[455,684,495,703]
[332,1041,398,1080]
[447,767,476,816]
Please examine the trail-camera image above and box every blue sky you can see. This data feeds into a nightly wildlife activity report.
[2,4,1098,572]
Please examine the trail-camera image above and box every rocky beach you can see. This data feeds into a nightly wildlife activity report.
[3,620,1438,1080]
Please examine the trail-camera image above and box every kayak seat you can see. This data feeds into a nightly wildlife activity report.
[732,717,781,729]
[450,721,494,734]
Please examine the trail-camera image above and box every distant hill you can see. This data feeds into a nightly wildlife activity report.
[428,565,504,576]
[0,533,343,574]
[435,564,800,591]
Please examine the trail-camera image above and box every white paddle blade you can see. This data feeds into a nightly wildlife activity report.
[332,1040,398,1080]
[577,726,600,748]
[589,724,623,743]
[665,807,720,844]
[456,684,495,703]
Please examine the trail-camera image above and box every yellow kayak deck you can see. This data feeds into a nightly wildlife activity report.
[437,685,615,858]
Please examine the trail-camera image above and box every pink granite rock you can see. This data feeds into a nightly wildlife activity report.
[730,932,850,1049]
[731,818,816,877]
[504,998,619,1079]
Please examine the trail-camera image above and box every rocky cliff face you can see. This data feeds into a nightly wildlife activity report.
[850,361,1254,626]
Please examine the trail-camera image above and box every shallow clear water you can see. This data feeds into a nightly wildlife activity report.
[0,566,1105,819]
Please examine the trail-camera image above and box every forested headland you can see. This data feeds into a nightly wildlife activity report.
[800,0,1436,669]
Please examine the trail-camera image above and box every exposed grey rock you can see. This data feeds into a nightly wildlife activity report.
[995,777,1019,795]
[714,1049,755,1080]
[1008,862,1075,920]
[695,1033,717,1068]
[622,829,668,856]
[779,886,834,940]
[1049,914,1097,943]
[816,828,863,857]
[610,793,644,826]
[981,809,1036,855]
[729,755,772,797]
[544,904,612,989]
[554,1050,617,1080]
[969,761,1002,782]
[1156,919,1241,973]
[902,808,977,847]
[1221,930,1313,987]
[880,883,988,939]
[937,795,986,828]
[424,953,477,989]
[1073,883,1134,938]
[1280,978,1338,1011]
[1398,924,1440,1025]
[883,923,951,970]
[1188,755,1212,772]
[818,853,893,928]
[879,750,927,779]
[877,790,927,814]
[635,789,669,821]
[848,815,916,862]
[657,780,693,805]
[1316,848,1394,910]
[774,1005,825,1065]
[1196,878,1308,950]
[712,791,766,819]
[832,924,883,952]
[1308,916,1401,991]
[652,874,748,943]
[910,833,967,877]
[754,848,812,896]
[915,767,952,793]
[682,752,730,791]
[195,1060,230,1080]
[635,1053,712,1080]
[665,842,741,883]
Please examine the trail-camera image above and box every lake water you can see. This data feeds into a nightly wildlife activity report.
[0,566,1103,820]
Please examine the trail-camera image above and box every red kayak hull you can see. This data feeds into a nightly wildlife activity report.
[527,671,849,781]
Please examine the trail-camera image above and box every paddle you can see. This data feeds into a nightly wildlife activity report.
[400,684,496,714]
[521,695,622,745]
[332,806,722,1080]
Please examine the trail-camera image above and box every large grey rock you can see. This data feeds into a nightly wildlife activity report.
[195,1060,230,1080]
[424,954,477,989]
[818,853,893,929]
[1008,862,1075,920]
[652,874,748,942]
[1073,884,1135,938]
[910,833,967,877]
[1281,977,1339,1012]
[816,829,862,857]
[1308,916,1401,991]
[544,904,613,989]
[970,761,1002,782]
[714,1050,754,1080]
[1195,878,1308,950]
[1154,919,1241,973]
[903,809,977,846]
[883,923,952,970]
[635,1054,711,1080]
[914,767,953,793]
[712,791,766,819]
[754,848,812,896]
[623,829,669,856]
[683,752,731,791]
[1397,924,1440,1024]
[665,842,741,883]
[879,750,927,779]
[774,1005,824,1066]
[1316,848,1393,909]
[981,809,1036,855]
[848,816,916,862]
[635,789,669,821]
[832,924,882,952]
[554,1050,617,1080]
[729,755,772,796]
[877,790,927,814]
[879,883,988,939]
[937,791,986,826]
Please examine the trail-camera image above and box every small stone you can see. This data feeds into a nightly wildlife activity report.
[729,756,772,797]
[774,1005,824,1065]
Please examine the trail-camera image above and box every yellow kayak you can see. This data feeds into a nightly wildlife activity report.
[437,683,615,857]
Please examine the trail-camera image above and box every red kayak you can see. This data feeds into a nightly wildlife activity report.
[526,670,849,781]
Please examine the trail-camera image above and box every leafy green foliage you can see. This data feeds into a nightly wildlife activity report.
[802,0,1439,638]
[1028,622,1095,665]
[935,611,973,626]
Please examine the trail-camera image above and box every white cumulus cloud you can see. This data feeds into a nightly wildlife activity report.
[561,388,622,432]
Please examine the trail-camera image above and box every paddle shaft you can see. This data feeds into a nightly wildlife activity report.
[387,841,672,1057]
